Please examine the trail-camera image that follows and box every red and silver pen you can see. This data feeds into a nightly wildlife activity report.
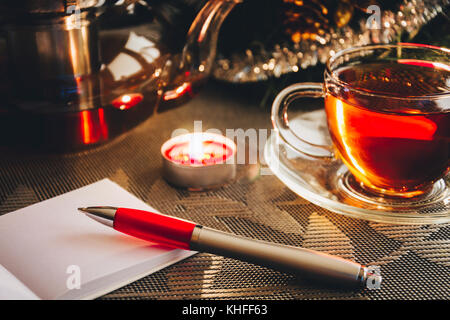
[78,206,380,287]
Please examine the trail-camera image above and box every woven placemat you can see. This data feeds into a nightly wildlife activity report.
[0,82,448,300]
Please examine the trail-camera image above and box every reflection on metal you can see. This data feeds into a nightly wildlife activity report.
[107,53,143,82]
[80,108,109,145]
[0,0,240,150]
[125,32,160,63]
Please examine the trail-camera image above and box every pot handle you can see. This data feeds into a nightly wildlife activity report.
[180,0,241,77]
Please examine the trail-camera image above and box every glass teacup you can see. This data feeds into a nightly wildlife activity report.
[272,44,449,199]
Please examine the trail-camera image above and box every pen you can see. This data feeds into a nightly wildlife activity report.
[78,206,380,287]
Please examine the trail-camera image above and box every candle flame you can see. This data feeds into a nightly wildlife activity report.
[189,133,204,162]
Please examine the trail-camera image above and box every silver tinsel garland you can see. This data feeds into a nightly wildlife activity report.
[212,0,449,83]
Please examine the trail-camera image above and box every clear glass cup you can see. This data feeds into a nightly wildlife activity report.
[267,44,449,224]
[272,43,449,199]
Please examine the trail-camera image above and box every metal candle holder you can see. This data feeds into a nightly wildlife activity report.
[161,133,237,190]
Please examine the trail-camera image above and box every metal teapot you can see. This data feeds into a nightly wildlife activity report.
[0,0,239,151]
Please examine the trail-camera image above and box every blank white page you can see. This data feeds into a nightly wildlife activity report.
[0,179,194,300]
[0,265,39,300]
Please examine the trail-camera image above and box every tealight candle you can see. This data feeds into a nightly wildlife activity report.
[161,132,237,190]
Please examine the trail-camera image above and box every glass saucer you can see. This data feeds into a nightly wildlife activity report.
[264,133,450,225]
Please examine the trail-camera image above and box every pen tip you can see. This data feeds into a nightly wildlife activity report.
[77,207,116,227]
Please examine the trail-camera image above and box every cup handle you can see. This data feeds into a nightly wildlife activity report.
[271,82,335,160]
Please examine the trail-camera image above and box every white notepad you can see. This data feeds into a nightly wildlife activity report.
[0,179,195,300]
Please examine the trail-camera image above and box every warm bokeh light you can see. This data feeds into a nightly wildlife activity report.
[163,83,192,101]
[111,93,143,110]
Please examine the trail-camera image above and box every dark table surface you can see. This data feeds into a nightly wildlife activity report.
[0,80,449,300]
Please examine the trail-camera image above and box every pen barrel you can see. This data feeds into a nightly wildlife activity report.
[190,226,366,286]
[114,208,197,250]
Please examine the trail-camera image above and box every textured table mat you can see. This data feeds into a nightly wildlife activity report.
[0,82,448,300]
